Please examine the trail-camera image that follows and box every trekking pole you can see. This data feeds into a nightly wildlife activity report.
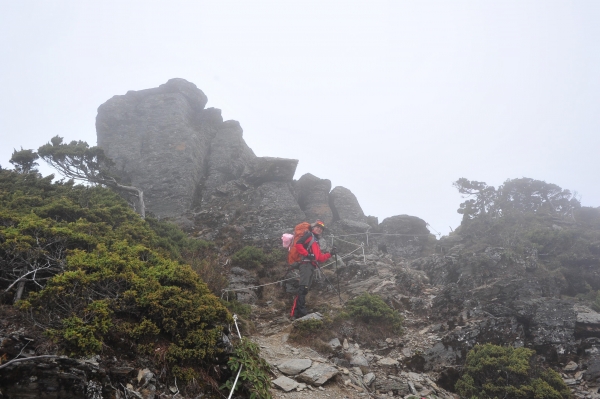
[335,253,342,305]
[315,262,336,292]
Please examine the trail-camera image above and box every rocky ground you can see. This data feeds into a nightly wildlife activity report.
[242,263,459,399]
[234,248,600,399]
[4,247,600,398]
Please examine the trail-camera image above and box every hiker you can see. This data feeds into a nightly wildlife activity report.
[291,220,336,318]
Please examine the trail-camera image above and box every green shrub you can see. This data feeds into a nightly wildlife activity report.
[294,318,324,332]
[22,241,231,367]
[0,169,232,383]
[231,246,266,269]
[222,299,252,319]
[345,293,403,333]
[455,343,571,399]
[222,338,272,399]
[289,318,324,342]
[264,248,286,267]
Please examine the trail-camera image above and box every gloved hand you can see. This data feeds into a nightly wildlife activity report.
[307,254,316,261]
[330,246,337,256]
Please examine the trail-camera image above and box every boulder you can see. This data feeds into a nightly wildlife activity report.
[329,186,367,223]
[136,368,153,385]
[363,372,376,386]
[576,307,600,338]
[272,376,299,392]
[295,173,333,225]
[293,312,323,324]
[245,157,298,185]
[328,338,341,350]
[277,359,312,375]
[374,379,409,395]
[296,363,339,386]
[350,355,369,367]
[377,215,432,259]
[564,361,578,371]
[377,357,399,367]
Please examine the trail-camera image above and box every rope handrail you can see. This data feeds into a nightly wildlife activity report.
[327,232,432,238]
[221,224,445,295]
[221,245,364,293]
[333,236,365,247]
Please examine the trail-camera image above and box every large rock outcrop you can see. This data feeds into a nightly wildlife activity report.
[96,78,429,247]
[96,79,306,240]
[96,79,219,218]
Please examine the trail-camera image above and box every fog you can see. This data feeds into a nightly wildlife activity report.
[1,1,599,236]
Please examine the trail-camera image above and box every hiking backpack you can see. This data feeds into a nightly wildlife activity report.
[284,222,313,264]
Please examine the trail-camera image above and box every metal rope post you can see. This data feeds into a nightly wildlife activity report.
[227,314,244,399]
[361,242,366,264]
[227,365,243,399]
[233,314,242,339]
[334,236,342,305]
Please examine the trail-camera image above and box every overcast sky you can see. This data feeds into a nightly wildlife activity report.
[1,1,599,236]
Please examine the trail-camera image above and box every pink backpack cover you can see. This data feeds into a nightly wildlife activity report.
[281,233,294,249]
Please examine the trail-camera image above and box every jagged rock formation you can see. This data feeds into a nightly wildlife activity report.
[294,173,333,225]
[330,186,367,224]
[96,79,307,239]
[96,79,216,218]
[96,78,428,250]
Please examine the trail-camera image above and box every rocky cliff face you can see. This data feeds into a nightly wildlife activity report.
[96,79,432,251]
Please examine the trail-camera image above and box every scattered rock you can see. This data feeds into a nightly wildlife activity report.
[272,376,299,392]
[277,359,312,375]
[363,372,376,386]
[564,361,578,371]
[296,363,339,386]
[374,379,408,396]
[377,357,399,367]
[293,312,323,323]
[136,368,153,385]
[350,355,369,367]
[329,338,341,350]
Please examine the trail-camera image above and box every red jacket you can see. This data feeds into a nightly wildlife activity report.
[295,231,331,264]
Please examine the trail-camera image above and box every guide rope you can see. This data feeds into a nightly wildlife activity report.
[220,226,445,295]
[221,244,364,294]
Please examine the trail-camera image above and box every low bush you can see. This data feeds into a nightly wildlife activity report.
[0,169,232,386]
[231,246,266,269]
[223,299,252,319]
[222,338,272,399]
[455,343,571,399]
[345,293,403,333]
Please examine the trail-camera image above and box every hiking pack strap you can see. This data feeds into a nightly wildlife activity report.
[302,234,316,262]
